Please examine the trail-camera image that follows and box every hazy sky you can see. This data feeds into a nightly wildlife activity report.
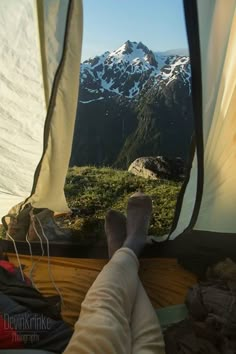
[81,0,188,61]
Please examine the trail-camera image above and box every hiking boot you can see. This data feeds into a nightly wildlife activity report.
[28,208,72,242]
[2,204,32,241]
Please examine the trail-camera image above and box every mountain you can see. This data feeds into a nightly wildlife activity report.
[158,48,189,56]
[79,40,190,101]
[70,41,193,169]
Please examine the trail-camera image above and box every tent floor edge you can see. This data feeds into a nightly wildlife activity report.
[1,239,171,259]
[2,231,236,271]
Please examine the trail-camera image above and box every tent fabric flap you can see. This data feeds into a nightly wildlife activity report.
[35,0,71,109]
[0,0,83,220]
[194,0,236,232]
[27,0,83,213]
[170,0,236,239]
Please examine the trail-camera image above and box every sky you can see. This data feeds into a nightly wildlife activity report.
[81,0,188,61]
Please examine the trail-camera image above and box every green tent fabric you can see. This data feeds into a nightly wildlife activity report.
[156,304,188,330]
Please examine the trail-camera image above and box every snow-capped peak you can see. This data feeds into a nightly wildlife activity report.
[108,40,157,68]
[79,41,190,102]
[112,40,149,57]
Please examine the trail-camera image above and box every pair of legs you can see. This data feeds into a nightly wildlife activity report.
[64,193,165,354]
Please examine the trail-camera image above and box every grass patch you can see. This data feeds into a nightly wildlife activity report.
[64,166,181,241]
[0,225,5,239]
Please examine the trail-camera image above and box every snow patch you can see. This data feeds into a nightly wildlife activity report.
[80,41,191,99]
[80,97,105,104]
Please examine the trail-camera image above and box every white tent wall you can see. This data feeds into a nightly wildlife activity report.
[28,0,83,213]
[169,155,198,240]
[0,0,46,219]
[170,0,236,239]
[0,0,83,219]
[36,0,70,108]
[194,0,236,232]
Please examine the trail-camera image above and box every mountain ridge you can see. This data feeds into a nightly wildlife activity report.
[79,40,191,101]
[71,41,193,169]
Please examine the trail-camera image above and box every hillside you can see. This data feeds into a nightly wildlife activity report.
[64,166,180,241]
[70,41,193,169]
[0,167,180,241]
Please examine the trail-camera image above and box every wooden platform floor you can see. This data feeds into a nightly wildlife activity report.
[8,254,197,326]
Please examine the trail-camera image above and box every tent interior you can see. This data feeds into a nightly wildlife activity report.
[0,0,236,351]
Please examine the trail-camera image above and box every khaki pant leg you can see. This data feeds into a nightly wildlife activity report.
[131,282,165,354]
[63,248,139,354]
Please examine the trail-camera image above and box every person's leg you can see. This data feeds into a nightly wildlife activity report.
[63,194,150,354]
[131,282,165,354]
[107,204,165,354]
[63,247,139,354]
[105,210,127,257]
[106,198,165,353]
[127,195,165,353]
[123,192,152,257]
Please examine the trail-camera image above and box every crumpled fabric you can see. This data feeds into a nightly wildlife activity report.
[0,262,60,319]
[164,259,236,354]
[0,292,73,352]
[0,260,73,352]
[164,319,221,354]
[0,259,31,285]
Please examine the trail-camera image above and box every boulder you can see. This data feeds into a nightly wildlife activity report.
[128,156,185,181]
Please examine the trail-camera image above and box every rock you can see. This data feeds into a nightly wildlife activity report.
[128,156,185,181]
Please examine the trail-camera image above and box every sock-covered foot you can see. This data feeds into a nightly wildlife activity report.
[105,210,127,258]
[123,192,152,257]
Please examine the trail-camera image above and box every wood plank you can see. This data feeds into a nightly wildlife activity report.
[7,254,196,326]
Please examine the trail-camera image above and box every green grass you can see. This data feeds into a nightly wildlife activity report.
[0,167,181,242]
[65,166,181,241]
[0,225,5,239]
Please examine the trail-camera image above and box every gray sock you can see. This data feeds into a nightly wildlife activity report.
[105,210,127,258]
[124,192,152,257]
